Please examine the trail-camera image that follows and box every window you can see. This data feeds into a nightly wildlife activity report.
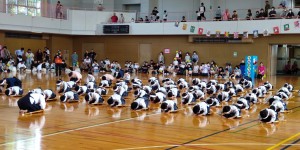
[6,0,41,16]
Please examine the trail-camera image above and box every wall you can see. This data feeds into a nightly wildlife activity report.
[4,38,46,54]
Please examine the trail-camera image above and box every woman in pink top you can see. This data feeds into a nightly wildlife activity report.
[222,9,231,21]
[257,62,265,79]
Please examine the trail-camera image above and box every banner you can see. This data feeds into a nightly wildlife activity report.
[243,31,248,38]
[234,32,239,39]
[164,48,170,54]
[253,30,258,38]
[190,26,195,33]
[224,31,229,37]
[182,23,187,30]
[215,31,221,37]
[294,20,300,28]
[206,30,211,37]
[263,29,269,36]
[284,24,289,31]
[273,26,279,34]
[198,28,204,35]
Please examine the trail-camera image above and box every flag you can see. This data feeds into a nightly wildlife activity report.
[198,28,203,35]
[243,31,248,38]
[253,30,258,38]
[206,30,211,37]
[234,32,239,39]
[174,21,179,27]
[215,31,221,37]
[190,26,195,33]
[263,29,269,36]
[284,24,289,31]
[182,23,187,30]
[294,21,299,28]
[224,31,229,37]
[273,26,279,34]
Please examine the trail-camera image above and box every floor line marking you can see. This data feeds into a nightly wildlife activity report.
[266,132,300,150]
[280,138,300,150]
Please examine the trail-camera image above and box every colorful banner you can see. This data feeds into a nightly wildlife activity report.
[263,29,269,36]
[224,31,229,37]
[294,21,300,28]
[234,32,239,39]
[198,28,203,35]
[182,23,187,30]
[284,24,289,31]
[273,26,279,34]
[215,31,221,37]
[164,48,170,54]
[190,26,195,33]
[245,55,258,81]
[243,31,248,38]
[253,30,258,38]
[206,30,211,37]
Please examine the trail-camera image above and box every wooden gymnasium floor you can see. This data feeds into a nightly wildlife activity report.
[0,72,299,150]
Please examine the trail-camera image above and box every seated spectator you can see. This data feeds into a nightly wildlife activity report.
[286,9,295,18]
[279,0,286,8]
[281,8,287,18]
[181,16,187,22]
[258,8,266,18]
[292,61,298,74]
[145,16,150,23]
[97,4,104,11]
[297,11,300,18]
[284,61,292,74]
[222,9,231,21]
[246,9,252,20]
[269,7,277,18]
[232,10,238,20]
[196,11,201,21]
[139,17,144,22]
[111,13,118,23]
[217,67,225,78]
[255,11,260,19]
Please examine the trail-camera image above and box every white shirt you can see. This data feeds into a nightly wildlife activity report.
[17,63,26,70]
[110,94,123,107]
[133,98,147,109]
[29,93,46,109]
[271,100,286,112]
[193,65,200,73]
[8,86,22,96]
[86,74,95,83]
[162,100,177,112]
[43,89,54,100]
[62,91,76,102]
[70,71,82,80]
[88,92,102,104]
[195,102,209,115]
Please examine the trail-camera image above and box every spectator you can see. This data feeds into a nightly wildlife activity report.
[88,49,97,63]
[44,47,50,62]
[222,9,231,21]
[240,59,245,77]
[257,62,265,79]
[71,51,78,67]
[281,8,288,18]
[84,50,89,58]
[1,46,11,64]
[56,1,63,19]
[145,16,150,23]
[185,53,191,63]
[265,1,271,15]
[36,49,43,62]
[119,14,125,23]
[297,10,300,18]
[53,52,63,77]
[199,3,206,20]
[246,9,252,20]
[279,0,286,8]
[255,11,260,19]
[111,13,118,23]
[15,47,24,64]
[97,4,104,11]
[192,51,199,64]
[25,49,34,68]
[163,10,168,22]
[269,7,277,18]
[181,16,187,22]
[215,6,222,21]
[152,7,159,21]
[292,61,298,74]
[232,10,238,20]
[258,8,266,18]
[158,52,164,64]
[196,11,201,21]
[286,9,295,18]
[284,61,292,74]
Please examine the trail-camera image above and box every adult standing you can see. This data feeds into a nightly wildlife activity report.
[53,52,63,77]
[44,47,50,62]
[192,51,199,64]
[15,47,24,65]
[25,49,34,68]
[199,3,206,20]
[265,1,271,15]
[88,49,96,63]
[158,52,164,64]
[119,14,125,23]
[36,49,43,62]
[71,51,78,67]
[1,46,11,64]
[239,59,245,77]
[257,62,265,79]
[111,13,118,23]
